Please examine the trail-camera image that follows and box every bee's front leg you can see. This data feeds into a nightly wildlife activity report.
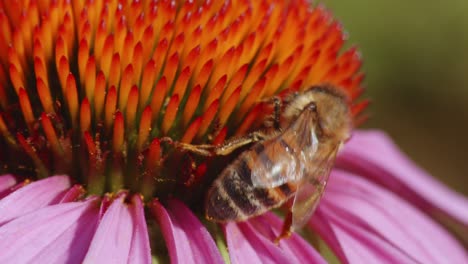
[173,142,215,156]
[261,96,283,130]
[273,97,283,130]
[213,131,268,155]
[175,131,269,157]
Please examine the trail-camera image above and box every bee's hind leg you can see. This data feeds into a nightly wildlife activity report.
[175,131,268,157]
[274,210,293,245]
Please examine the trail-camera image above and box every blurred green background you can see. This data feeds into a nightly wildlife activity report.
[320,0,468,195]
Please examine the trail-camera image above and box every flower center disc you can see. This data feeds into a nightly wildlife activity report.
[0,0,366,207]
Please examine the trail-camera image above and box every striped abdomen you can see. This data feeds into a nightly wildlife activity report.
[205,144,299,222]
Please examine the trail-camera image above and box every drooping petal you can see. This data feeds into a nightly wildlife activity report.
[0,175,71,225]
[0,174,16,197]
[83,192,151,264]
[312,209,416,264]
[150,199,223,264]
[316,170,468,264]
[224,221,291,264]
[338,130,468,226]
[241,213,327,264]
[128,195,152,264]
[308,210,349,263]
[0,197,100,264]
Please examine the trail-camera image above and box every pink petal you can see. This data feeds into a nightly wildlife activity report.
[98,194,112,219]
[314,208,416,264]
[319,170,468,263]
[59,185,86,203]
[0,175,71,225]
[245,213,326,264]
[0,180,29,199]
[83,192,151,264]
[224,221,291,264]
[0,197,100,264]
[0,174,16,198]
[339,130,468,226]
[150,199,223,264]
[308,210,349,263]
[128,195,152,264]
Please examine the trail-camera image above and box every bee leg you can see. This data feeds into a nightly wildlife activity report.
[159,137,215,156]
[274,211,293,244]
[262,96,283,130]
[213,131,267,155]
[175,131,268,157]
[271,96,282,130]
[174,142,215,156]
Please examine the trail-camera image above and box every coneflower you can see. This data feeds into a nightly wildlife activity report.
[0,1,466,263]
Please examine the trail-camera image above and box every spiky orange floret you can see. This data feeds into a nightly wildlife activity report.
[0,0,366,197]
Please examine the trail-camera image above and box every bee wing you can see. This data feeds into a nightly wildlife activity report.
[249,140,303,189]
[291,144,340,229]
[250,109,319,189]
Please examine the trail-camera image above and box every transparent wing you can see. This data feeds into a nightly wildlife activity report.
[249,139,303,188]
[250,109,319,189]
[291,144,340,229]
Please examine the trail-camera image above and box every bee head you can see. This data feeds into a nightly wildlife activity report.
[307,85,352,141]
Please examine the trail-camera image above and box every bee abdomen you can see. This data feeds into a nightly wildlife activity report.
[205,182,243,222]
[206,170,261,221]
[205,159,294,222]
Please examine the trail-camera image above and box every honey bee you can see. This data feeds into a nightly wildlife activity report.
[177,84,352,242]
